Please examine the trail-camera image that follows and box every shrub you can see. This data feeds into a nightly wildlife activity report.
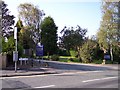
[80,40,101,63]
[51,54,59,61]
[58,49,70,56]
[70,50,77,57]
[68,58,73,61]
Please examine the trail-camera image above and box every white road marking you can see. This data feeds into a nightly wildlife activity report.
[51,71,104,76]
[76,71,103,74]
[101,77,118,80]
[82,76,118,83]
[34,85,55,88]
[0,74,48,79]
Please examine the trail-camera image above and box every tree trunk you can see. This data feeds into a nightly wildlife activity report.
[118,2,120,47]
[110,44,113,62]
[77,46,82,62]
[101,47,107,54]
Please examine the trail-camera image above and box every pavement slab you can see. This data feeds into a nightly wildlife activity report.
[0,67,57,77]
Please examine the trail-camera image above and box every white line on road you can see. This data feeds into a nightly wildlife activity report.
[34,85,55,88]
[82,76,118,83]
[51,71,104,76]
[0,74,48,79]
[76,71,104,74]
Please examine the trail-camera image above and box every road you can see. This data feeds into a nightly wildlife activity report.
[1,61,119,89]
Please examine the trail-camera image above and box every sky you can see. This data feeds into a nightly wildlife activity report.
[4,0,102,37]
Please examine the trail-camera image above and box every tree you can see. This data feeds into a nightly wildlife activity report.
[41,16,58,55]
[80,39,100,63]
[2,35,15,64]
[16,19,34,57]
[97,1,120,62]
[18,3,45,44]
[1,0,15,37]
[117,1,120,47]
[1,0,15,63]
[0,4,2,53]
[15,19,23,41]
[19,27,33,49]
[2,36,15,54]
[59,25,87,58]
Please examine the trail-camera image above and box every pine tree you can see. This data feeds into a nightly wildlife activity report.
[1,0,15,37]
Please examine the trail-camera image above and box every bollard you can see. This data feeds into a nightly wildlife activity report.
[102,60,106,64]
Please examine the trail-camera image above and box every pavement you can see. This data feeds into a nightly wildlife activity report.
[0,61,119,77]
[0,65,58,77]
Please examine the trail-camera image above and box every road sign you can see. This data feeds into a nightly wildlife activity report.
[104,54,110,60]
[13,51,18,61]
[36,44,44,56]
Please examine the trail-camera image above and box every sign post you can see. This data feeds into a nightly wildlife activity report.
[104,54,111,60]
[36,43,44,66]
[13,51,18,72]
[14,27,18,72]
[36,43,44,56]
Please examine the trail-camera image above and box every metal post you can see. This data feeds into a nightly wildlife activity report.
[110,44,113,63]
[15,61,17,72]
[15,27,17,72]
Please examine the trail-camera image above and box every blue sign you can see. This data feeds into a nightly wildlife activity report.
[36,44,44,56]
[104,55,110,60]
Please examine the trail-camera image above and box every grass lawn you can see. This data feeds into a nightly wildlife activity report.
[92,59,113,64]
[59,56,80,63]
[43,56,114,64]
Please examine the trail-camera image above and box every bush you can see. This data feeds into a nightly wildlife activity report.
[80,40,100,63]
[92,60,103,64]
[68,58,73,61]
[51,55,59,61]
[70,50,77,57]
[58,49,70,56]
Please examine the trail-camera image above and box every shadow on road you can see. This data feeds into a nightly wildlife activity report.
[48,61,115,71]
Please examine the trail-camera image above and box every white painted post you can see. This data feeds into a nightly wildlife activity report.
[14,27,18,72]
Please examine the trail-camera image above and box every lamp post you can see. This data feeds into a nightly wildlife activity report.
[13,26,18,72]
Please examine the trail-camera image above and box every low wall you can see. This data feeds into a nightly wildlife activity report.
[0,53,7,69]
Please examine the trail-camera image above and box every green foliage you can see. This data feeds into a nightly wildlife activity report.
[80,40,100,63]
[2,36,15,64]
[17,43,23,57]
[97,2,119,48]
[18,3,44,44]
[68,58,74,61]
[16,19,23,30]
[59,56,80,63]
[112,46,120,62]
[20,30,30,49]
[70,49,77,57]
[97,1,120,62]
[91,59,115,64]
[59,25,87,58]
[51,54,59,61]
[41,16,58,55]
[92,60,103,64]
[58,49,70,56]
[0,38,2,53]
[59,26,87,50]
[2,36,15,55]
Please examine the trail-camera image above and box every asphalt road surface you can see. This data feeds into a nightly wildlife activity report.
[1,70,119,89]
